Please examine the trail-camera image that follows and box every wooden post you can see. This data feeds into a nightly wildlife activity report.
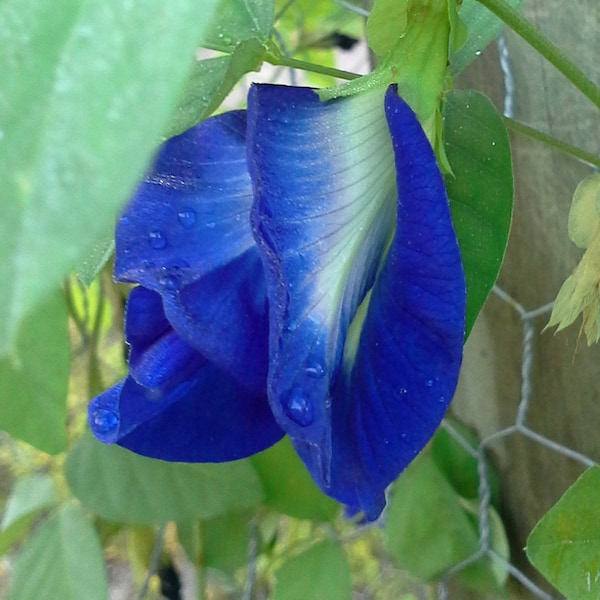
[452,2,600,597]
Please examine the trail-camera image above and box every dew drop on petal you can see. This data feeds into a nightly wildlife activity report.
[159,273,180,291]
[148,230,167,249]
[177,207,196,228]
[304,364,324,379]
[92,408,118,434]
[284,389,314,427]
[426,379,434,387]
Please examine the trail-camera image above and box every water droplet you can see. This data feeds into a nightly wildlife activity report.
[177,207,196,228]
[475,50,482,56]
[438,395,446,404]
[159,273,180,291]
[92,408,118,434]
[148,230,167,249]
[144,387,163,402]
[399,387,407,395]
[304,364,324,379]
[205,222,216,230]
[426,379,434,387]
[285,389,314,427]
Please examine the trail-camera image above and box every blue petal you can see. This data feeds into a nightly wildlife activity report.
[159,249,268,394]
[249,84,465,518]
[114,110,255,290]
[249,84,396,443]
[113,111,268,392]
[89,290,283,462]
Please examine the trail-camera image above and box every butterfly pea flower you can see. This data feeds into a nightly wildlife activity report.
[88,84,466,519]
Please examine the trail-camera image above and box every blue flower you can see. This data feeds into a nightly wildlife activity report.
[88,84,466,519]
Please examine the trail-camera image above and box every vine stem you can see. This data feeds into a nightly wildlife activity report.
[504,117,600,169]
[475,0,600,110]
[264,52,360,81]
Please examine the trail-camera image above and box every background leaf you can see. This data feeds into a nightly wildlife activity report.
[65,434,264,524]
[0,474,57,556]
[430,421,500,506]
[386,455,479,581]
[201,512,252,575]
[201,0,274,49]
[250,437,338,521]
[451,0,523,73]
[527,467,600,599]
[272,539,352,600]
[0,291,69,454]
[0,0,219,355]
[8,504,108,600]
[444,89,513,336]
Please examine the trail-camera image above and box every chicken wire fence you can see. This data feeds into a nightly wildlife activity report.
[134,8,596,599]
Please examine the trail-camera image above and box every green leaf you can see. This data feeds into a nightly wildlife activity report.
[459,500,509,593]
[77,235,114,287]
[451,0,523,73]
[176,521,202,564]
[166,38,266,139]
[0,0,219,355]
[202,512,252,575]
[65,433,264,524]
[272,539,352,600]
[250,437,338,521]
[430,421,500,506]
[527,467,600,599]
[0,474,57,555]
[201,0,274,50]
[366,0,408,57]
[443,89,513,336]
[0,290,69,453]
[386,454,479,581]
[9,504,108,600]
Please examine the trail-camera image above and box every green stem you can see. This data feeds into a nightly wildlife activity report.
[504,117,600,169]
[475,0,600,110]
[265,52,360,81]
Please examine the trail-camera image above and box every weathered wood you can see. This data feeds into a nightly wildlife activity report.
[452,3,600,597]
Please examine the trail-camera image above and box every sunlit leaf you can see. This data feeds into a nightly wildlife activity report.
[0,291,69,453]
[527,467,600,599]
[0,0,219,355]
[451,0,523,73]
[201,0,274,50]
[250,437,338,521]
[444,89,513,336]
[65,433,264,524]
[9,504,108,600]
[272,539,352,600]
[0,474,57,556]
[166,39,265,139]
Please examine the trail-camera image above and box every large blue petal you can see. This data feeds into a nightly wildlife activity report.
[113,111,268,391]
[89,288,283,462]
[248,84,396,451]
[249,84,465,518]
